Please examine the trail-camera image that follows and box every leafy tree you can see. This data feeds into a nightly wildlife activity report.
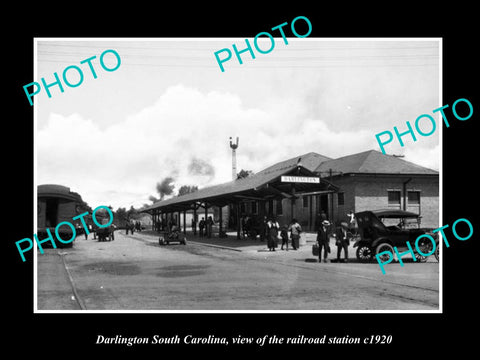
[114,207,127,226]
[127,205,137,218]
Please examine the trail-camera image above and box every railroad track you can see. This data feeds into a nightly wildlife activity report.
[57,251,87,310]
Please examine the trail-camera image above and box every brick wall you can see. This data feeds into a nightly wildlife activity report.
[236,174,439,231]
[338,175,439,228]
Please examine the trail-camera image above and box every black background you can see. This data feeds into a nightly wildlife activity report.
[5,3,478,356]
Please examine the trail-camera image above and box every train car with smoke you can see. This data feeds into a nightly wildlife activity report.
[37,184,87,248]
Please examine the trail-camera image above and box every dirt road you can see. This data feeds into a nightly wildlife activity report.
[36,230,439,311]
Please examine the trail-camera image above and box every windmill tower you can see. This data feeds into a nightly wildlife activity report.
[229,137,239,180]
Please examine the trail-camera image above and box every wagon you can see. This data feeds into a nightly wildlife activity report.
[96,226,115,242]
[96,218,115,242]
[353,209,438,263]
[158,229,187,245]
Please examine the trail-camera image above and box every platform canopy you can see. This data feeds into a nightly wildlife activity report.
[142,156,338,215]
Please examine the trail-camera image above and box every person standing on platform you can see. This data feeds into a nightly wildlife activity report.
[280,224,289,250]
[335,221,350,262]
[242,216,249,239]
[206,216,214,238]
[267,217,279,251]
[125,218,130,235]
[191,217,196,235]
[347,210,356,231]
[199,217,205,237]
[316,220,331,263]
[289,218,302,250]
[246,216,253,239]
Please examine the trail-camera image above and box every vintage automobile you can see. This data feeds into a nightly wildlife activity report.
[353,209,438,263]
[90,207,115,241]
[158,225,187,246]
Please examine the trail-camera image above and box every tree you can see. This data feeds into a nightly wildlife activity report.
[114,207,127,227]
[127,205,137,218]
[177,185,199,197]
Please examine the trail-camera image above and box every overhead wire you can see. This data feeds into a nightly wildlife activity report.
[35,42,439,69]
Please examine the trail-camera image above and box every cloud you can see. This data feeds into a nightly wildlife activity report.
[403,144,440,171]
[37,84,437,209]
[188,158,215,179]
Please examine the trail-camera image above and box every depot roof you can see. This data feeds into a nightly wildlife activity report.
[142,152,336,213]
[315,150,438,176]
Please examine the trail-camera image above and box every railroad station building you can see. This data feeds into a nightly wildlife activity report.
[142,149,439,237]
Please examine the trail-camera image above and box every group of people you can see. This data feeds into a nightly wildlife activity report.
[263,211,354,262]
[239,215,301,247]
[263,217,303,251]
[125,220,142,235]
[197,216,215,238]
[315,210,356,263]
[316,220,350,263]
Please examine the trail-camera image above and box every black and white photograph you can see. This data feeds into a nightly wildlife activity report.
[7,6,478,356]
[33,38,441,312]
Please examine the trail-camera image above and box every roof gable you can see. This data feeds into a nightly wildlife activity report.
[257,152,331,175]
[315,150,438,175]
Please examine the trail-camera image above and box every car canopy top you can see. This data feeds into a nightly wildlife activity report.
[355,209,421,233]
[370,209,420,219]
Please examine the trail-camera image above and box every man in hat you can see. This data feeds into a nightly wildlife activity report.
[335,222,350,263]
[316,220,331,263]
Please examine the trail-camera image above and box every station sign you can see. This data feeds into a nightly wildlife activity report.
[281,176,320,184]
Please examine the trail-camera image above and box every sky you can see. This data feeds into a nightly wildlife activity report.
[35,38,441,210]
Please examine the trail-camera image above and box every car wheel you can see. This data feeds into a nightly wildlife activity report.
[159,236,165,246]
[375,243,395,262]
[356,245,373,262]
[415,237,433,262]
[434,246,439,262]
[414,252,428,263]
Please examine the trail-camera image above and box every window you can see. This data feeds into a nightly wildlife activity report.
[252,201,257,214]
[303,196,309,208]
[388,191,401,206]
[276,199,283,215]
[268,200,274,215]
[338,192,345,206]
[408,191,420,205]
